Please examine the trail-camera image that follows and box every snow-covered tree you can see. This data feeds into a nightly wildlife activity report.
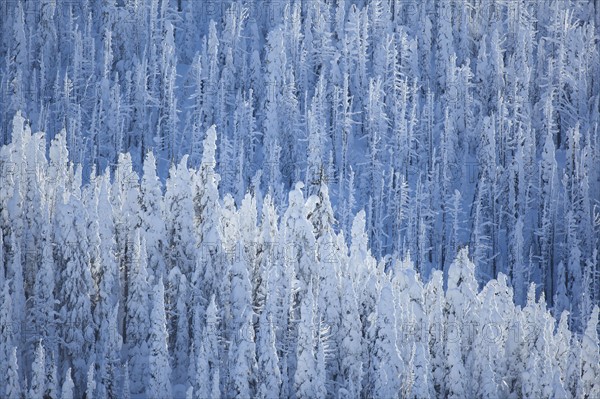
[338,275,363,397]
[295,282,319,399]
[28,340,46,399]
[256,304,281,399]
[140,151,167,284]
[6,347,22,399]
[148,277,172,399]
[54,192,94,395]
[125,230,150,395]
[579,306,600,397]
[61,368,74,399]
[228,255,257,398]
[368,281,403,398]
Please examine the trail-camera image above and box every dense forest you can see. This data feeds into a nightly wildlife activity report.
[0,0,599,397]
[0,113,598,398]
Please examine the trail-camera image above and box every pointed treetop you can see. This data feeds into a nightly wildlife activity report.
[203,125,218,165]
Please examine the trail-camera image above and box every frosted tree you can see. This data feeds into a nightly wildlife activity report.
[192,296,221,399]
[164,155,197,276]
[424,270,446,396]
[192,125,222,306]
[122,361,131,399]
[435,1,454,89]
[238,191,259,294]
[86,363,96,399]
[262,25,288,204]
[472,280,507,398]
[29,221,56,362]
[193,335,211,399]
[140,151,167,283]
[46,355,58,399]
[228,255,257,398]
[368,281,403,398]
[163,157,195,385]
[54,193,94,396]
[295,282,318,399]
[6,347,22,399]
[338,275,363,397]
[445,249,479,398]
[95,305,121,399]
[579,306,600,398]
[61,368,74,399]
[168,266,190,387]
[112,153,142,313]
[446,189,462,267]
[93,175,122,399]
[314,325,328,399]
[305,76,328,194]
[0,231,4,289]
[125,230,150,395]
[310,183,341,392]
[256,194,279,312]
[148,278,172,399]
[280,182,317,290]
[29,340,46,399]
[348,209,378,358]
[256,306,282,399]
[364,77,387,257]
[7,234,25,366]
[409,340,434,399]
[20,128,46,294]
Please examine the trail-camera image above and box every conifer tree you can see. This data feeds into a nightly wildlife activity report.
[29,340,46,399]
[579,306,600,397]
[256,305,282,399]
[368,281,403,398]
[295,282,318,399]
[7,347,22,399]
[125,230,150,395]
[228,253,258,398]
[148,277,172,399]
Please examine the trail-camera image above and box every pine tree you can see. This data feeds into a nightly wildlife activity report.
[54,192,94,395]
[122,361,131,399]
[93,175,121,399]
[280,182,317,290]
[425,270,446,396]
[61,368,74,399]
[192,125,222,303]
[193,296,221,399]
[295,282,318,399]
[368,281,403,398]
[256,305,281,399]
[579,306,600,398]
[95,304,121,399]
[6,347,22,399]
[7,233,25,369]
[86,363,96,399]
[140,151,167,284]
[148,278,172,399]
[338,275,363,397]
[228,255,257,397]
[445,249,479,398]
[29,340,46,399]
[46,354,59,399]
[30,217,57,360]
[125,230,150,395]
[163,156,195,385]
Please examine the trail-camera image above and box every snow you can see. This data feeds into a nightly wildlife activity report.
[0,0,599,397]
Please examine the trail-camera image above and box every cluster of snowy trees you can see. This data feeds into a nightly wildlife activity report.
[1,0,599,323]
[0,114,599,398]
